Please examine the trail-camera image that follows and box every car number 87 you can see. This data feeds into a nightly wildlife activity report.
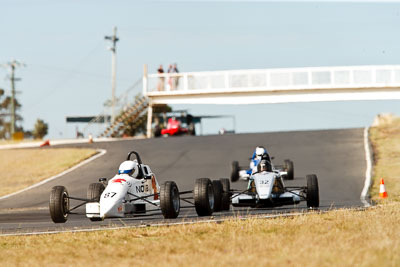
[103,192,117,198]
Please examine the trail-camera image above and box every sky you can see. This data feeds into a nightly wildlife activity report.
[1,0,400,138]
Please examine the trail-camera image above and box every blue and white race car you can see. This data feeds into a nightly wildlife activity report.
[229,148,319,209]
[230,146,294,182]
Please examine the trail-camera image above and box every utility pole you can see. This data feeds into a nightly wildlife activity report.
[105,26,119,123]
[3,60,24,137]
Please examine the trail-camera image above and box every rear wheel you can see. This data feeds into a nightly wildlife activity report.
[220,178,231,211]
[160,181,180,219]
[231,161,240,182]
[194,178,214,216]
[212,180,223,212]
[306,174,319,208]
[284,159,294,180]
[87,183,105,221]
[49,186,69,223]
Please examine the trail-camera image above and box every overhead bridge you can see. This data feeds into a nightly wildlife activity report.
[143,65,400,136]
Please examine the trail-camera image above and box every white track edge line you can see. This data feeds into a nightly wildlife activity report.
[361,127,372,207]
[0,149,107,201]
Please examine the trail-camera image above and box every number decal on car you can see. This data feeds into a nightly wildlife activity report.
[104,192,117,198]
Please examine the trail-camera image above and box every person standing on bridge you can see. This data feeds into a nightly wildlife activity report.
[167,64,173,90]
[173,63,179,89]
[157,65,165,91]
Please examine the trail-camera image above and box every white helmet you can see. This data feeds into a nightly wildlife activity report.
[118,160,139,178]
[255,146,266,158]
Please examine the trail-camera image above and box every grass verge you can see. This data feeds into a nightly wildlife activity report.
[369,117,400,202]
[0,205,399,266]
[0,148,97,197]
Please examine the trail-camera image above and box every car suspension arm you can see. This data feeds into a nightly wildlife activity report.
[126,192,159,207]
[68,196,93,202]
[66,196,97,213]
[230,188,252,199]
[180,197,194,205]
[68,201,90,213]
[284,189,306,200]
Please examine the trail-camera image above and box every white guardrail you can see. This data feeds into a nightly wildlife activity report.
[144,65,400,94]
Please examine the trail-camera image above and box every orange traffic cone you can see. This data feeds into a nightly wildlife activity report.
[40,139,50,147]
[379,178,388,199]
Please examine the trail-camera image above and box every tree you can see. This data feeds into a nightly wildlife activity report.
[33,119,48,139]
[0,90,24,139]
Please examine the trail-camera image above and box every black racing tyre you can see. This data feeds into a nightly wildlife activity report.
[284,159,294,180]
[231,161,240,182]
[49,186,70,223]
[220,178,231,211]
[87,183,105,221]
[306,174,319,208]
[87,183,105,202]
[212,180,223,212]
[194,178,214,216]
[160,181,180,219]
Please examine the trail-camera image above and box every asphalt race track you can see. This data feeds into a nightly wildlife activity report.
[0,128,367,235]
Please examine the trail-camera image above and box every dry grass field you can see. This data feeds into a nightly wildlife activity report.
[0,205,399,266]
[0,148,97,197]
[0,119,399,266]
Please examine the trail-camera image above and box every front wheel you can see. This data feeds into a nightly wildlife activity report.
[160,181,180,219]
[220,178,231,211]
[194,178,214,216]
[49,186,70,223]
[306,174,319,208]
[284,159,294,180]
[212,180,223,212]
[231,161,240,182]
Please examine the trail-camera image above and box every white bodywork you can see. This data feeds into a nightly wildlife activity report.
[238,162,287,181]
[232,171,301,207]
[86,164,160,219]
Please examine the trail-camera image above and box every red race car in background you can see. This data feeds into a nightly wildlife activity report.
[161,117,192,136]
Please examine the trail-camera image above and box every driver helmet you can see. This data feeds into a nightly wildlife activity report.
[255,146,266,159]
[259,159,269,172]
[118,160,139,178]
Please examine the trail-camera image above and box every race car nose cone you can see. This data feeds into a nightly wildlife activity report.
[100,199,125,219]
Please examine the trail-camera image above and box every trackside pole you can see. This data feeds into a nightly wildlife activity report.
[143,64,148,95]
[143,64,152,138]
[147,103,153,138]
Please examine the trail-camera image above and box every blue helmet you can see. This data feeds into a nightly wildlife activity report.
[118,160,139,178]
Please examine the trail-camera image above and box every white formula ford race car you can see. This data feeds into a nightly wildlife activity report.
[231,153,294,182]
[49,151,231,223]
[230,153,319,209]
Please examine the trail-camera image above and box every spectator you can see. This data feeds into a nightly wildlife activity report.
[157,65,164,91]
[173,63,179,89]
[167,64,173,91]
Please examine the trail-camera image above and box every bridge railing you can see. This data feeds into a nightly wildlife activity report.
[144,65,400,95]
